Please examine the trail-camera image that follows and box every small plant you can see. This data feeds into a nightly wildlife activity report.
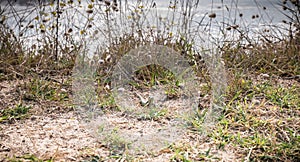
[102,128,131,156]
[134,65,176,88]
[184,110,207,133]
[164,84,181,99]
[169,144,192,162]
[22,78,69,102]
[9,154,54,162]
[197,148,220,161]
[137,107,168,121]
[0,103,31,123]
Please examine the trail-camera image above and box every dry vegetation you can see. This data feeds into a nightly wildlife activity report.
[0,0,299,161]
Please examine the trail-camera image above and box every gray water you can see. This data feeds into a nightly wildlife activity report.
[0,0,295,48]
[1,0,292,22]
[1,0,292,27]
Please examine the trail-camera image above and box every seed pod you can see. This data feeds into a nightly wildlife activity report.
[104,0,111,6]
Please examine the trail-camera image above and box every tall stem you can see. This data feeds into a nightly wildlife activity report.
[55,0,60,61]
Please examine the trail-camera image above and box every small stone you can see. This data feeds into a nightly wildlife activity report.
[260,73,270,78]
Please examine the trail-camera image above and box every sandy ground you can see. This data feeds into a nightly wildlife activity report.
[0,111,238,161]
[0,79,240,161]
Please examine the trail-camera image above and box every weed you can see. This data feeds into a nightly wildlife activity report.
[0,103,31,123]
[134,65,176,88]
[137,107,168,121]
[21,78,69,102]
[98,93,117,111]
[169,143,192,162]
[102,128,131,156]
[211,77,300,161]
[9,154,54,162]
[197,148,220,161]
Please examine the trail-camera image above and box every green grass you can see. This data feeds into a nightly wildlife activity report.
[102,128,131,156]
[21,78,69,102]
[211,78,299,161]
[0,104,31,123]
[8,154,54,162]
[137,107,168,121]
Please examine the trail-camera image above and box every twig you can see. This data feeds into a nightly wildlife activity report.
[55,0,60,61]
[245,147,254,162]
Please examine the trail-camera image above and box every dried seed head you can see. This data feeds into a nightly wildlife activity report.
[42,19,49,23]
[283,6,287,10]
[88,4,93,9]
[112,5,118,11]
[290,0,297,4]
[232,25,239,29]
[86,9,93,14]
[28,24,34,28]
[104,0,111,6]
[208,13,216,18]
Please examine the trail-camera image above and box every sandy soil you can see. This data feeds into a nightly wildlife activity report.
[0,79,239,161]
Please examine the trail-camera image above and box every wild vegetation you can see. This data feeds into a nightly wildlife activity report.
[0,0,299,161]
